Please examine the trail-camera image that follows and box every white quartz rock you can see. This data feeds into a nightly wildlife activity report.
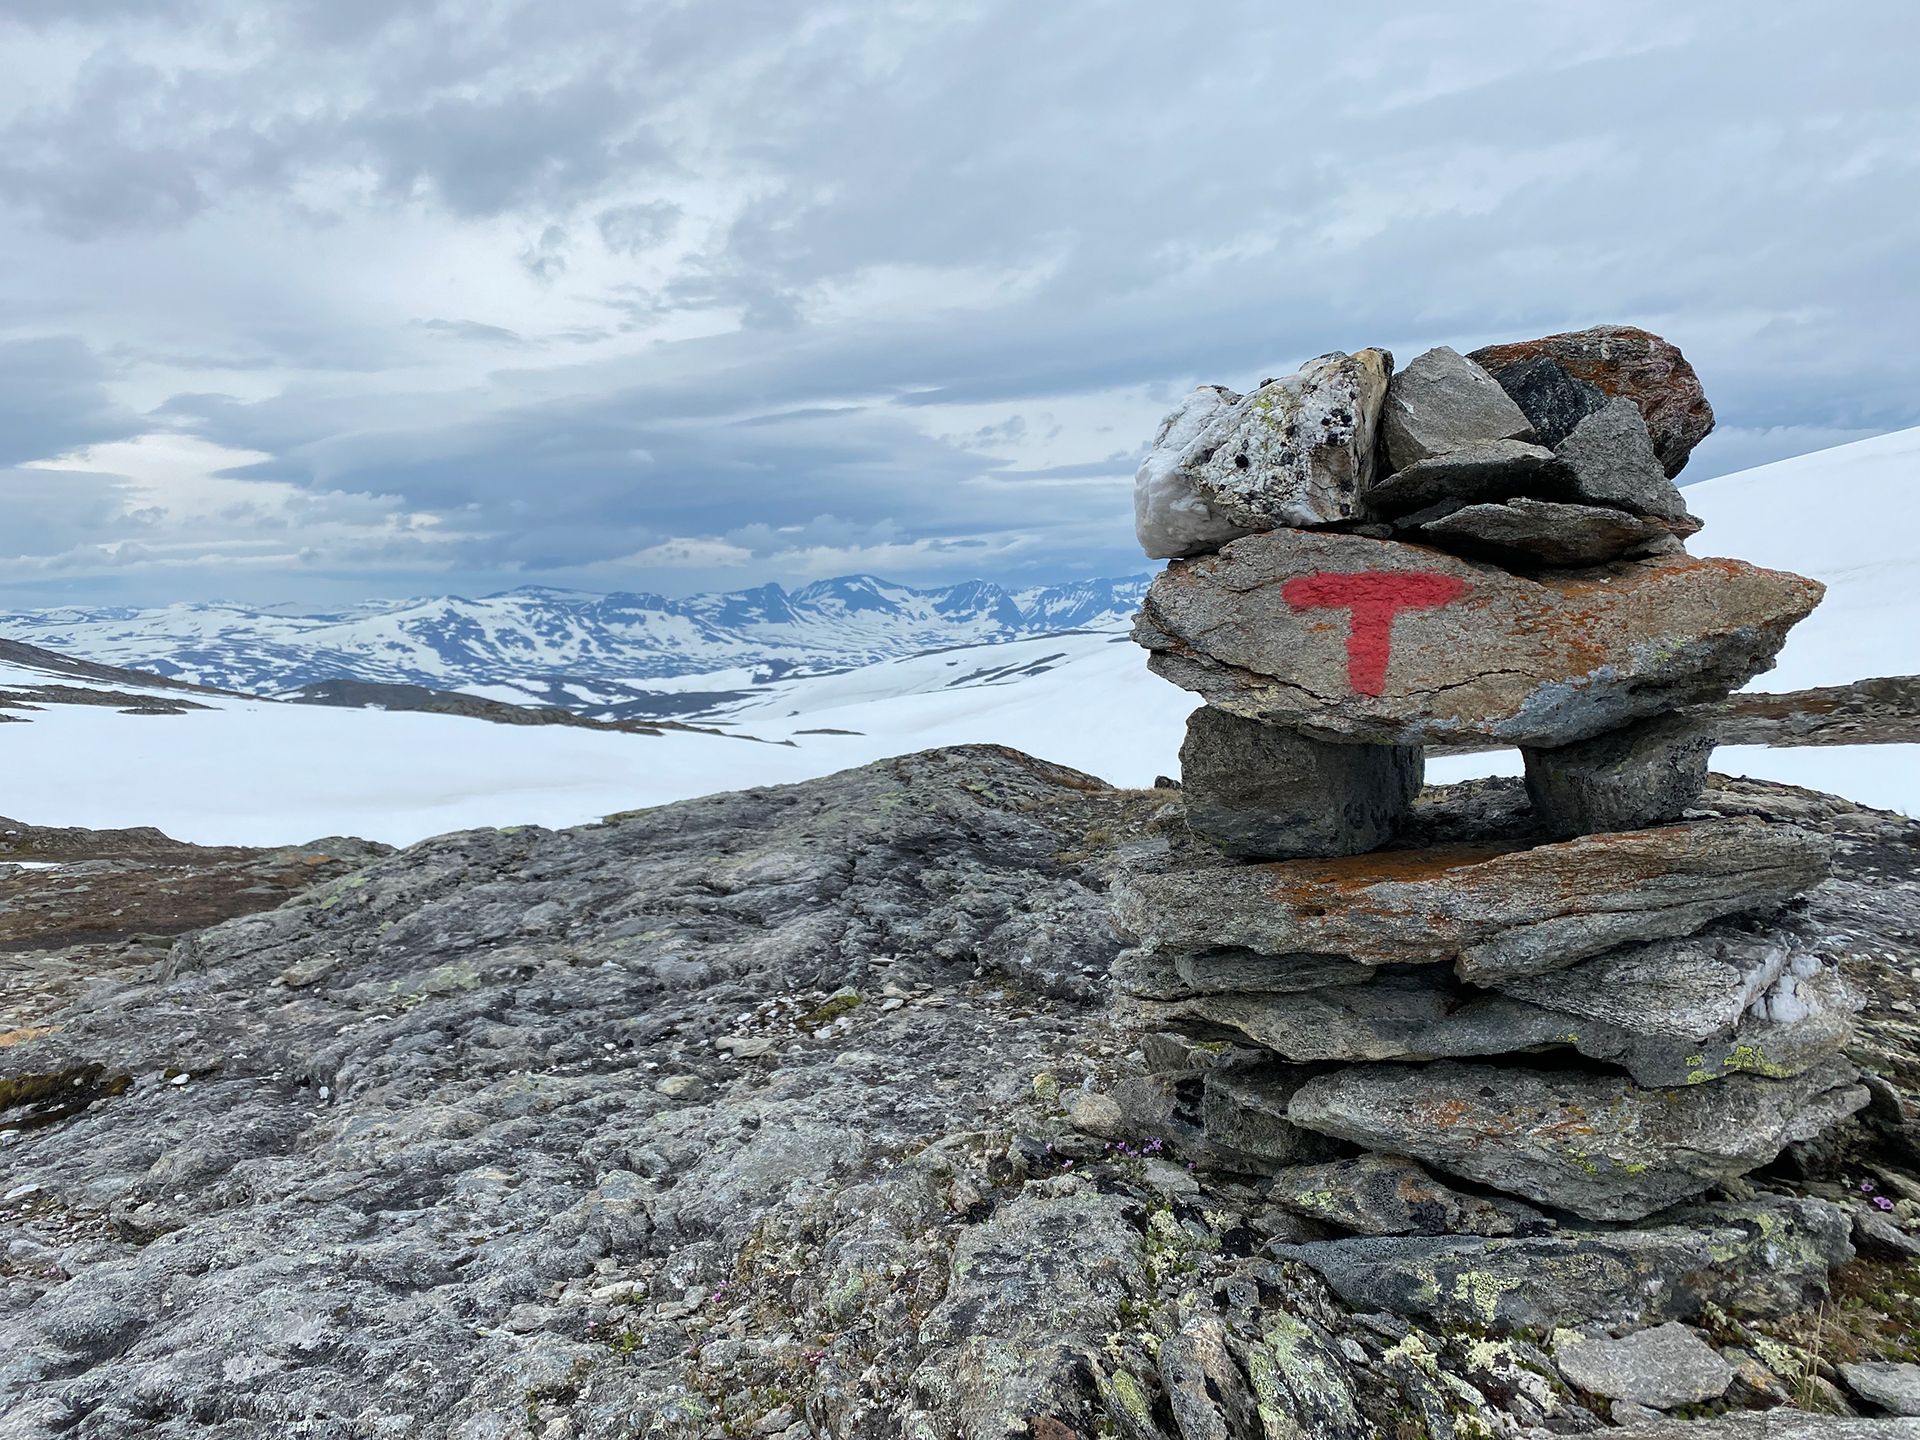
[1133,384,1252,560]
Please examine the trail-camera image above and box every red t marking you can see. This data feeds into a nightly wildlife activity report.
[1280,571,1470,697]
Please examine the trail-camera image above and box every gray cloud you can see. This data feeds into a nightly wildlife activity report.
[0,340,142,466]
[1,0,1918,605]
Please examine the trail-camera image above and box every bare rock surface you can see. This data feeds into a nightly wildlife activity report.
[1378,345,1535,471]
[1842,1361,1920,1417]
[1114,816,1834,984]
[1178,706,1420,859]
[1134,528,1824,746]
[1416,496,1683,567]
[1468,324,1716,476]
[1266,1152,1544,1237]
[3,748,1917,1438]
[1287,1059,1870,1220]
[0,747,1172,1439]
[1551,1322,1735,1409]
[1553,396,1694,520]
[1523,713,1717,837]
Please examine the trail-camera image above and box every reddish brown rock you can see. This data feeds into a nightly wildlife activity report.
[1467,325,1715,477]
[1111,816,1833,983]
[1133,528,1822,748]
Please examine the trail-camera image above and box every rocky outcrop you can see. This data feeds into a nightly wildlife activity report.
[5,747,1918,1438]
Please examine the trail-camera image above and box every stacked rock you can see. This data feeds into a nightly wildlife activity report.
[1115,327,1869,1262]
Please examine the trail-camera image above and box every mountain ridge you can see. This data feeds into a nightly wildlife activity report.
[0,571,1154,697]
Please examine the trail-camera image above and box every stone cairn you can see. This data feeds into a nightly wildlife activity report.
[1113,326,1871,1327]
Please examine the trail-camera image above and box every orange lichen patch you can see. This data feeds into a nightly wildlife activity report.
[0,1025,57,1049]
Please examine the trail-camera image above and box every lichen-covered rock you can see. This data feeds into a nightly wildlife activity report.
[1553,397,1694,521]
[1417,497,1686,567]
[1136,351,1392,557]
[1522,713,1717,837]
[1468,325,1716,476]
[912,1188,1147,1432]
[1134,528,1824,747]
[1113,817,1834,983]
[1179,705,1421,859]
[1134,384,1254,559]
[1139,951,1857,1086]
[1239,1311,1369,1440]
[1287,1059,1869,1221]
[1491,924,1861,1085]
[1379,345,1536,471]
[0,747,1167,1438]
[1552,1323,1735,1410]
[1200,1066,1341,1168]
[1273,1194,1851,1332]
[1267,1152,1546,1238]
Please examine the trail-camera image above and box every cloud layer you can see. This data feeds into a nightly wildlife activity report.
[3,0,1917,605]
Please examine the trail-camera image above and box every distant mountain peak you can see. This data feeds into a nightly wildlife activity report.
[0,571,1154,701]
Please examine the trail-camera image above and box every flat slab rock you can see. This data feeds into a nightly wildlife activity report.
[1266,1152,1545,1237]
[1608,1414,1920,1439]
[1286,1059,1869,1221]
[1493,923,1861,1084]
[1842,1362,1920,1417]
[1416,497,1687,568]
[1552,1323,1734,1409]
[1112,816,1834,984]
[1141,947,1857,1086]
[1134,527,1823,747]
[1273,1194,1851,1333]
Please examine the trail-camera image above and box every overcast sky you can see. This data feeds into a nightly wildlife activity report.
[2,1,1917,609]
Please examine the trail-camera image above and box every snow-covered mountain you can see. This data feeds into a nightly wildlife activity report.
[0,573,1153,697]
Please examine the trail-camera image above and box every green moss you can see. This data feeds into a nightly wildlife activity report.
[801,992,862,1027]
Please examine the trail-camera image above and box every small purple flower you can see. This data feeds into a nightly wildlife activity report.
[1861,1179,1877,1192]
[1875,1196,1896,1212]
